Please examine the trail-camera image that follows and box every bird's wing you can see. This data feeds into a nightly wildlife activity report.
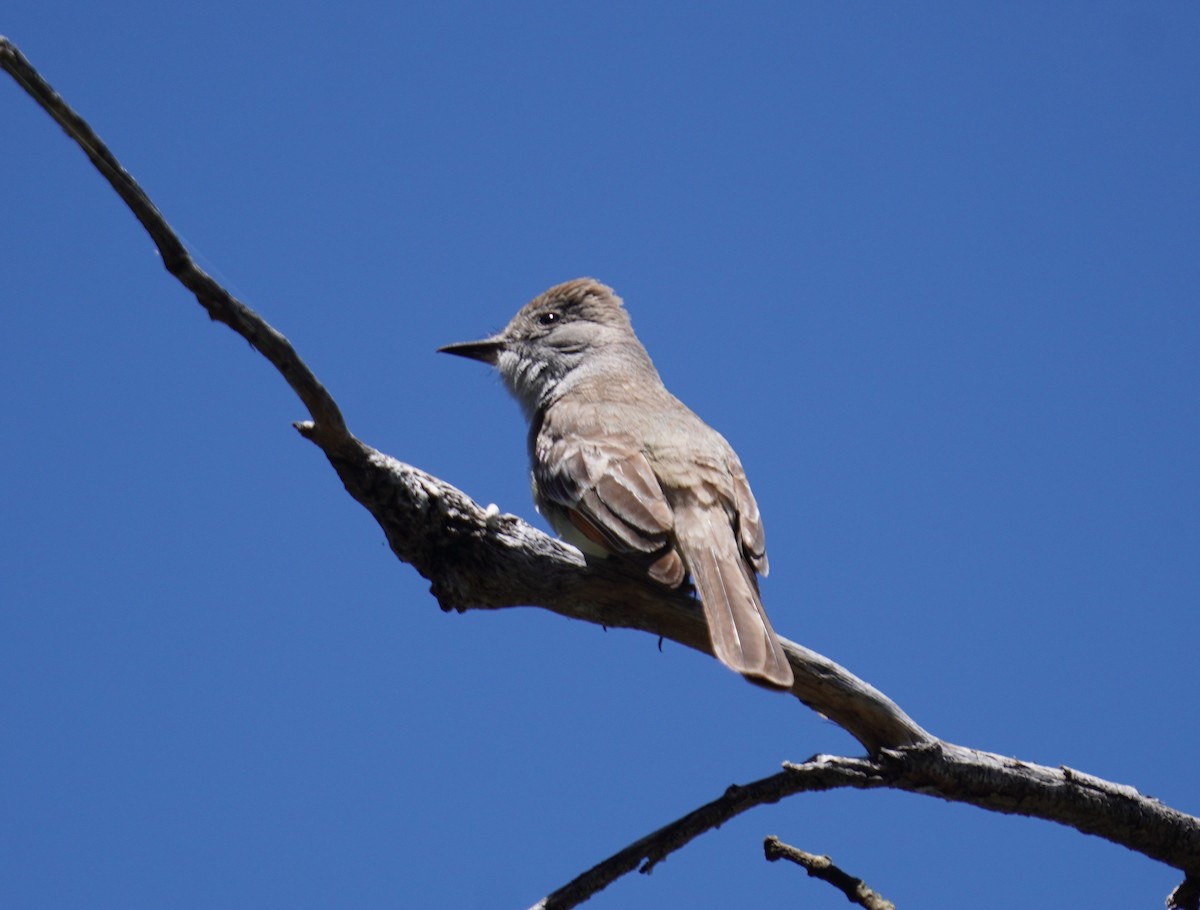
[534,432,674,552]
[534,433,686,583]
[728,455,768,577]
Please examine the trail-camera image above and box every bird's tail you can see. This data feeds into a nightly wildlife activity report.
[674,502,793,689]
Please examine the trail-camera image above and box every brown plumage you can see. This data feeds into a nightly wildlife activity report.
[440,279,793,689]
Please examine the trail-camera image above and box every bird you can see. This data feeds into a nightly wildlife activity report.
[439,278,793,689]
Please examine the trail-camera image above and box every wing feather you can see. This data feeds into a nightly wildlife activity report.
[728,456,768,576]
[535,434,675,560]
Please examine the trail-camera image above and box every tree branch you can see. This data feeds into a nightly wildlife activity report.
[764,836,895,910]
[0,33,925,757]
[0,35,348,450]
[526,747,1200,908]
[5,34,1199,908]
[526,759,884,910]
[1169,876,1200,910]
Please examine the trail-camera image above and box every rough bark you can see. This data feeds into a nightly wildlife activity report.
[4,34,1197,909]
[764,836,896,910]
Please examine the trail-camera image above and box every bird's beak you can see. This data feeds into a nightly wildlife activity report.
[437,336,506,365]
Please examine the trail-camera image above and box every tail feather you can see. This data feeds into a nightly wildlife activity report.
[675,504,793,689]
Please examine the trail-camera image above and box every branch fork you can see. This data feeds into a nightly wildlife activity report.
[4,34,1197,909]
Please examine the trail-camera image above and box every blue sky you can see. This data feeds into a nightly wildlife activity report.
[2,3,1198,908]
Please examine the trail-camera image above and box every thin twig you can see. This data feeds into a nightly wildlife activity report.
[0,35,348,446]
[528,747,1200,909]
[6,37,1200,910]
[764,836,895,910]
[527,757,887,910]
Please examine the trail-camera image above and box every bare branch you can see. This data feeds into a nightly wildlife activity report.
[6,35,1200,908]
[867,744,1200,873]
[0,35,348,450]
[528,747,1200,907]
[1169,877,1200,910]
[0,34,926,756]
[527,758,885,910]
[764,836,895,910]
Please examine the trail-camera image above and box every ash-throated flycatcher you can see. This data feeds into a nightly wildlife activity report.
[439,278,792,689]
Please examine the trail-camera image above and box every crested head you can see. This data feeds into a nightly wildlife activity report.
[520,278,632,331]
[491,278,658,416]
[440,278,661,417]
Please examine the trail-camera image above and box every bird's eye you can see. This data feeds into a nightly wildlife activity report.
[538,311,561,326]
